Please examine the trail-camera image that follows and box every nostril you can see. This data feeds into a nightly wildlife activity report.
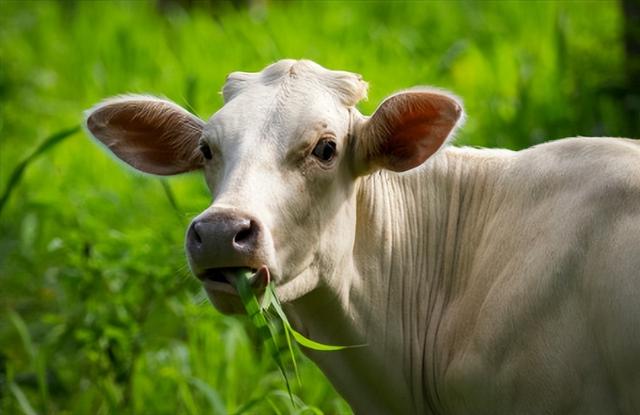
[233,220,255,245]
[190,222,202,245]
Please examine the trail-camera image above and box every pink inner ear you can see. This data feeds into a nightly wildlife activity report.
[383,118,442,172]
[372,92,461,172]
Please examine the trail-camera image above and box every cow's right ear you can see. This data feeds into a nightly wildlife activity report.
[84,95,205,176]
[352,89,463,176]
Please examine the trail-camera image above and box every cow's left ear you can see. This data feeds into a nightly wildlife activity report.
[354,89,463,174]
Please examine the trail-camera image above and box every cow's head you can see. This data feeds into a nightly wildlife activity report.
[85,60,463,313]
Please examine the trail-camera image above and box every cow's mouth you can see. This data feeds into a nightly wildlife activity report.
[198,266,270,294]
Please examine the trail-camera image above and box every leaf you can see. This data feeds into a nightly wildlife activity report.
[0,125,80,216]
[266,282,362,351]
[187,376,226,415]
[261,283,301,386]
[232,272,365,408]
[231,395,266,415]
[9,382,38,415]
[281,315,301,387]
[288,330,353,352]
[7,310,37,363]
[259,282,274,311]
[232,272,295,406]
[293,405,324,415]
[159,179,185,225]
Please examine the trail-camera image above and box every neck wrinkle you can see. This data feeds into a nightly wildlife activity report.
[352,146,510,413]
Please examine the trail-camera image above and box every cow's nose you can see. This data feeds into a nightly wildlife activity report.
[188,217,258,249]
[186,209,265,270]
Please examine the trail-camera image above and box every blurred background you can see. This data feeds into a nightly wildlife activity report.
[0,0,638,414]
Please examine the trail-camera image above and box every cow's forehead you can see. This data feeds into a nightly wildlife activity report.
[222,59,367,107]
[203,60,368,148]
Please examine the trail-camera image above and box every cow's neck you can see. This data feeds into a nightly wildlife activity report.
[287,146,512,413]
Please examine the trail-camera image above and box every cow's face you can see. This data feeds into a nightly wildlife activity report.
[85,60,463,313]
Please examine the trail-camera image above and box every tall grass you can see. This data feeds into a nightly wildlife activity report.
[0,1,632,414]
[0,126,80,215]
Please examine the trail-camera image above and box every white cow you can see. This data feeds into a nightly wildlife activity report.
[85,59,640,414]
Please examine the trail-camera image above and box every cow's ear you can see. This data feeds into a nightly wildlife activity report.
[84,95,205,176]
[354,89,463,174]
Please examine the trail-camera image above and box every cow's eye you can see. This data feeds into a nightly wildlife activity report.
[312,138,337,163]
[199,141,213,160]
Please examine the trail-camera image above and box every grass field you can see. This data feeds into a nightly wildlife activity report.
[0,1,636,414]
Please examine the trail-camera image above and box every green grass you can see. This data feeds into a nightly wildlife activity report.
[0,1,635,414]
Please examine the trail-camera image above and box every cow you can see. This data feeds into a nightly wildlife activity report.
[85,59,640,414]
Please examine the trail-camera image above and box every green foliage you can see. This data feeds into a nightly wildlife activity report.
[0,126,80,215]
[0,0,634,414]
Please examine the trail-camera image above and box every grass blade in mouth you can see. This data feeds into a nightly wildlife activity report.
[231,270,295,404]
[264,283,358,352]
[231,269,365,406]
